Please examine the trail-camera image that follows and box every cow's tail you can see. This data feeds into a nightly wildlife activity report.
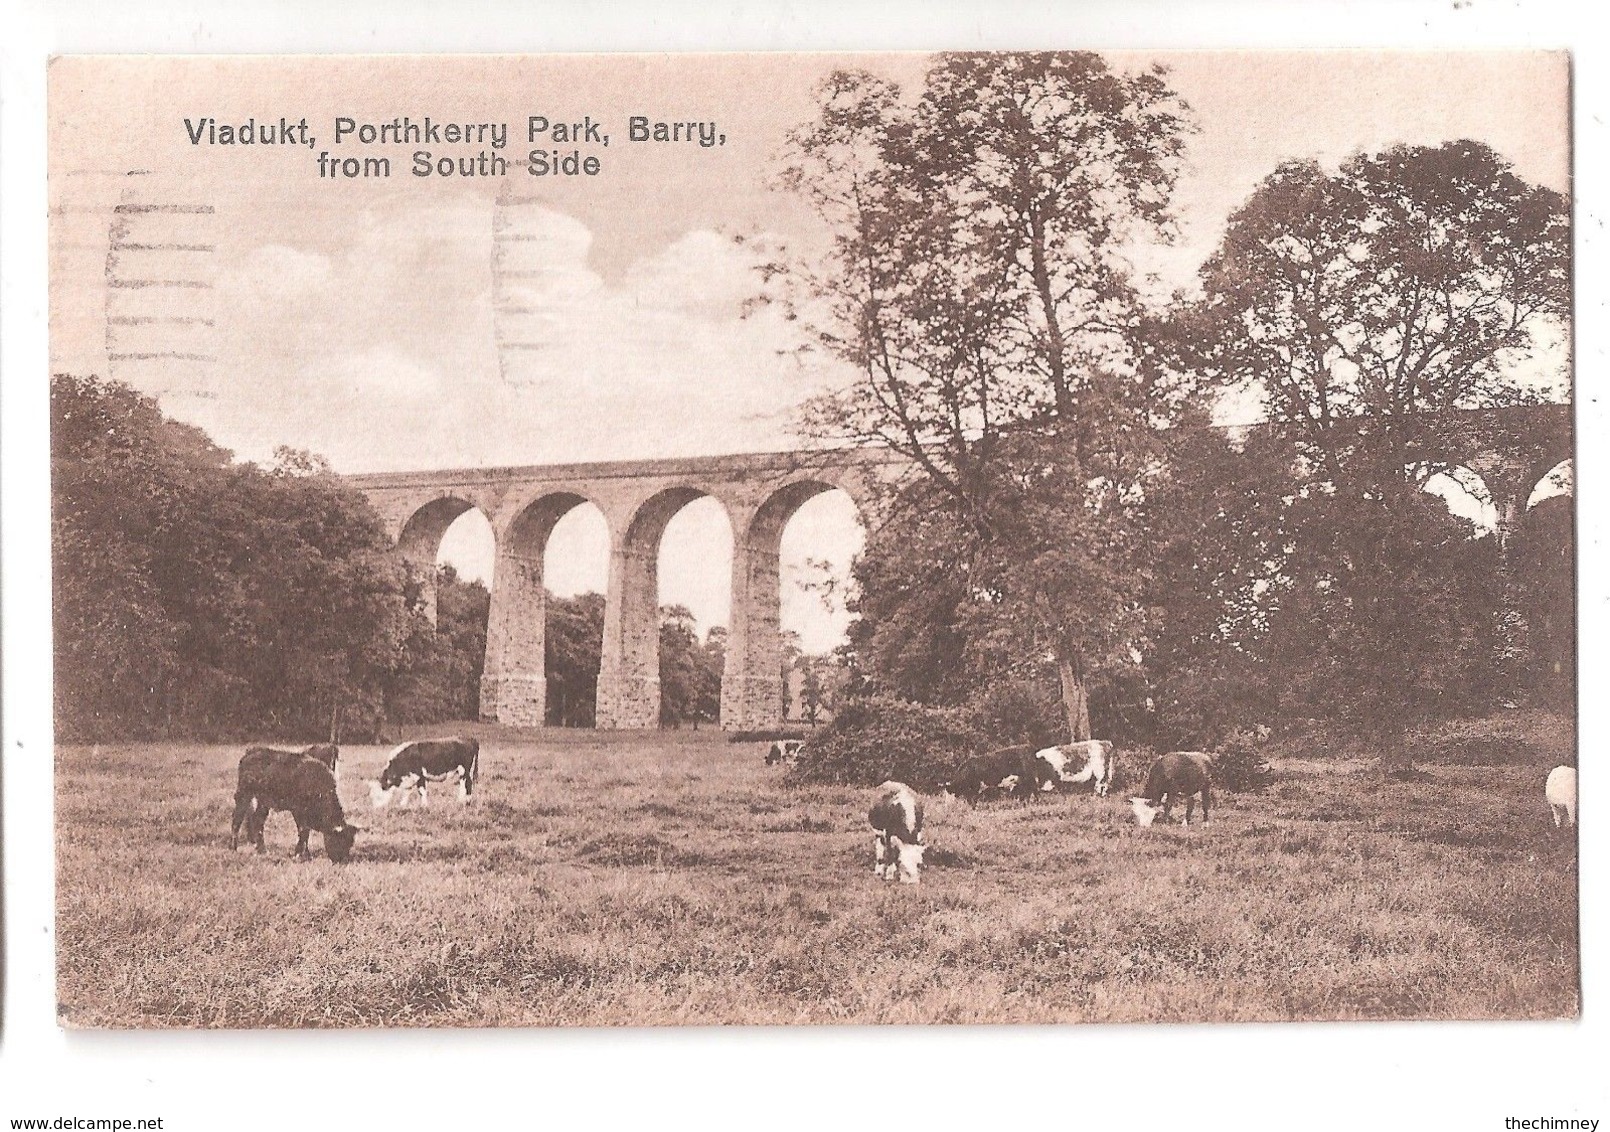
[467,738,480,795]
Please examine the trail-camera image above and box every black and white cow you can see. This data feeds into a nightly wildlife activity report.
[869,781,926,884]
[1129,751,1214,828]
[369,736,480,808]
[765,739,804,766]
[231,746,359,861]
[940,746,1051,803]
[1034,739,1117,796]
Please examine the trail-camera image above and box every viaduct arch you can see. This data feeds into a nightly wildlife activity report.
[348,448,902,731]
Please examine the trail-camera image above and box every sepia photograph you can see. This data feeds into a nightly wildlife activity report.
[42,45,1578,1035]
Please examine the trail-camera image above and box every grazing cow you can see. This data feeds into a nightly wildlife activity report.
[230,747,359,861]
[869,781,926,884]
[940,746,1050,803]
[1034,740,1117,796]
[1129,751,1214,828]
[765,739,804,766]
[1546,765,1577,829]
[369,736,480,808]
[233,744,341,844]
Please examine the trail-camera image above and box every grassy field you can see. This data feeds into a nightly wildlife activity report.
[56,714,1579,1027]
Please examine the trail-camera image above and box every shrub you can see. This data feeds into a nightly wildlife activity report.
[968,678,1066,750]
[1210,729,1274,793]
[787,696,985,790]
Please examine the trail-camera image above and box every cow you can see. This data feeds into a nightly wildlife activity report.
[1546,765,1577,829]
[230,747,359,861]
[940,746,1052,803]
[232,744,341,844]
[869,781,926,884]
[1034,739,1117,796]
[1129,751,1214,828]
[369,736,480,809]
[765,739,804,766]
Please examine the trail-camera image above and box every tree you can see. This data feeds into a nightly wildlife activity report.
[386,566,490,725]
[1181,142,1570,770]
[545,591,605,727]
[776,52,1193,739]
[52,374,411,740]
[658,604,703,726]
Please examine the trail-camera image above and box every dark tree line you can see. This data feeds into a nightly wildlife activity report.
[54,374,429,740]
[52,375,739,739]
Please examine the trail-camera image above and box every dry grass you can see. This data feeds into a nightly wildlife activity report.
[56,717,1579,1027]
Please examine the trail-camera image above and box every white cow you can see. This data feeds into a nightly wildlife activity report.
[1034,740,1116,796]
[1546,765,1576,829]
[869,781,926,884]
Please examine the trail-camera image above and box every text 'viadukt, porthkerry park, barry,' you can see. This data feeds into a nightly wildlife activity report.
[181,114,727,179]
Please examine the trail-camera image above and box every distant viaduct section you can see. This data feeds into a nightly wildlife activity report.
[347,404,1571,732]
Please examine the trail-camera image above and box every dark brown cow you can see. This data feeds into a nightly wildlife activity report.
[231,747,359,861]
[1129,751,1214,827]
[940,746,1053,803]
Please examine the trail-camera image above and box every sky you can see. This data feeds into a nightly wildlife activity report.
[48,51,1571,650]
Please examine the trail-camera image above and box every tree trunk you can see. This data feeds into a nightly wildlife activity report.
[1056,650,1092,742]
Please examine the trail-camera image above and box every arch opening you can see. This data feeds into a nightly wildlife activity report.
[778,489,865,726]
[596,487,732,730]
[723,479,866,732]
[1527,459,1573,510]
[1422,465,1499,537]
[656,496,734,729]
[396,495,488,622]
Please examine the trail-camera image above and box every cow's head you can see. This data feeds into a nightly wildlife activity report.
[887,835,926,884]
[325,822,359,863]
[378,765,409,791]
[1129,797,1161,827]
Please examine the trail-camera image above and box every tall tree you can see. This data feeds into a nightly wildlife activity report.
[52,375,410,740]
[777,52,1193,739]
[1181,142,1570,769]
[545,591,605,727]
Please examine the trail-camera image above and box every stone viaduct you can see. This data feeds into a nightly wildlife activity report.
[347,447,907,731]
[346,404,1571,732]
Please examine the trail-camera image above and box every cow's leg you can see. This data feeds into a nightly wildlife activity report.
[419,780,430,807]
[292,820,312,860]
[250,803,270,853]
[230,793,252,850]
[1184,795,1196,825]
[1200,785,1211,825]
[457,769,469,802]
[873,834,886,878]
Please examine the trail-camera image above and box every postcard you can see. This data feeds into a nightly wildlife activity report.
[47,50,1575,1029]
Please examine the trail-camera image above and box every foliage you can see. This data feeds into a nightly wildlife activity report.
[52,374,412,741]
[777,52,1194,741]
[967,677,1067,751]
[545,591,605,727]
[787,696,985,790]
[1208,730,1275,793]
[1164,142,1571,770]
[385,566,489,726]
[659,604,724,727]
